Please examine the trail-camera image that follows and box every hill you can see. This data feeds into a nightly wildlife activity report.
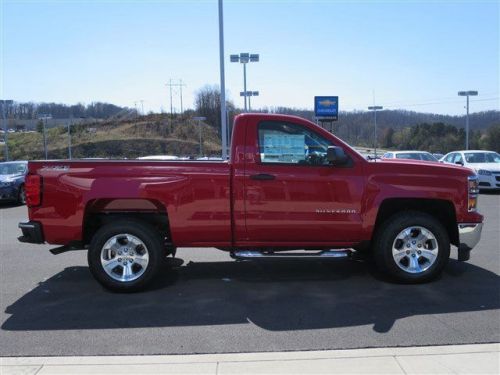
[0,114,222,161]
[1,108,499,162]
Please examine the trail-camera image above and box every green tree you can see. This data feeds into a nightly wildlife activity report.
[36,120,44,134]
[382,127,395,148]
[485,124,500,152]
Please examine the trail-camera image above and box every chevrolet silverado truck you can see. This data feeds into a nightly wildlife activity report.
[18,113,484,291]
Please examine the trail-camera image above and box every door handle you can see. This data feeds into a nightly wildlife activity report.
[250,173,276,181]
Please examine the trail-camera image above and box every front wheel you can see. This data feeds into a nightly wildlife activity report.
[374,211,450,283]
[88,220,163,292]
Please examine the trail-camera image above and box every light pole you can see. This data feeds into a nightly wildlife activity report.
[38,114,52,160]
[193,116,206,157]
[240,91,259,112]
[230,53,259,112]
[0,100,13,161]
[218,0,228,160]
[458,90,478,150]
[368,105,383,158]
[68,114,73,159]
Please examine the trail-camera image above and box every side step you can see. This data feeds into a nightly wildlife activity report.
[230,249,353,260]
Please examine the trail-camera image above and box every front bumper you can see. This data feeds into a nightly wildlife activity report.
[18,221,44,244]
[457,222,483,261]
[477,174,500,189]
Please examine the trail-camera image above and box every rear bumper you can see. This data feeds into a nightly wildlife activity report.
[457,222,483,261]
[18,221,44,244]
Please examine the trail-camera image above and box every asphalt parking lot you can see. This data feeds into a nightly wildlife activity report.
[0,193,499,357]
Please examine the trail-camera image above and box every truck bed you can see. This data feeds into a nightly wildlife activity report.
[27,160,232,246]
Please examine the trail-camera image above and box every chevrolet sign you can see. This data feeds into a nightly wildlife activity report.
[314,96,339,120]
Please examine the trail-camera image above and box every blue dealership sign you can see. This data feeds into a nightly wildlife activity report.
[314,96,338,120]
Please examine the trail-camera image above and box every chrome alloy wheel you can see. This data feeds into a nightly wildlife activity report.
[100,234,149,282]
[392,226,439,274]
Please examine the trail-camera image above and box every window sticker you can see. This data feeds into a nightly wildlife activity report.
[262,133,305,163]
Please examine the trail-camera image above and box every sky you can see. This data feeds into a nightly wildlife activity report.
[1,0,499,115]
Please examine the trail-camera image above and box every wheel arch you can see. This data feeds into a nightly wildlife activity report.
[82,198,172,247]
[374,198,459,247]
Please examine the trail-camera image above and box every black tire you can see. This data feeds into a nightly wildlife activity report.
[88,220,164,292]
[17,185,26,205]
[373,211,450,283]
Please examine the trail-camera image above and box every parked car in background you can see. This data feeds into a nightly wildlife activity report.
[433,153,444,160]
[381,151,439,162]
[440,150,500,190]
[0,161,28,204]
[137,155,179,160]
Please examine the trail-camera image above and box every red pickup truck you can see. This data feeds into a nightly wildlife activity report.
[19,113,483,291]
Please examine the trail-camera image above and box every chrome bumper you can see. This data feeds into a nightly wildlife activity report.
[457,223,483,261]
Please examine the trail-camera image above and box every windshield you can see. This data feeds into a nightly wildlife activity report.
[0,163,27,175]
[396,153,423,160]
[420,153,438,161]
[464,152,500,163]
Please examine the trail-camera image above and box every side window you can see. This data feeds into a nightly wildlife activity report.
[453,154,464,164]
[444,153,455,163]
[258,121,332,166]
[420,153,435,161]
[383,153,393,158]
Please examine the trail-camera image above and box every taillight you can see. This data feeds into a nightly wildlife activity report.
[468,175,479,212]
[25,174,42,207]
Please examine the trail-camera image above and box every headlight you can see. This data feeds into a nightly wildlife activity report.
[477,169,492,176]
[468,175,479,212]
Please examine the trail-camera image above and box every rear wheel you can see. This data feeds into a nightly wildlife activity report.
[374,211,450,283]
[88,220,163,292]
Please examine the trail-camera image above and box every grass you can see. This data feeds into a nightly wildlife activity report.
[0,114,222,161]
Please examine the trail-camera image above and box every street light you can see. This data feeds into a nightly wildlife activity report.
[68,115,73,159]
[218,0,228,160]
[193,116,206,157]
[368,105,383,158]
[38,114,52,160]
[458,90,478,150]
[240,91,259,112]
[230,52,259,111]
[0,100,13,161]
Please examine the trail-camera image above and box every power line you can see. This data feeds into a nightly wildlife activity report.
[165,79,187,116]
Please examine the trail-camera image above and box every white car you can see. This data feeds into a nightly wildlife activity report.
[381,151,439,162]
[137,155,179,160]
[440,150,500,190]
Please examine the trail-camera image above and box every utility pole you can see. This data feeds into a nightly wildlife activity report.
[178,79,186,114]
[368,105,383,158]
[68,114,73,159]
[218,0,228,159]
[193,116,206,157]
[166,79,187,115]
[458,90,478,150]
[0,100,13,161]
[38,114,52,160]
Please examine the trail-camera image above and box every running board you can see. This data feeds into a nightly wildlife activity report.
[230,249,353,260]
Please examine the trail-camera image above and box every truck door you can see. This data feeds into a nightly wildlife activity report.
[242,119,365,246]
